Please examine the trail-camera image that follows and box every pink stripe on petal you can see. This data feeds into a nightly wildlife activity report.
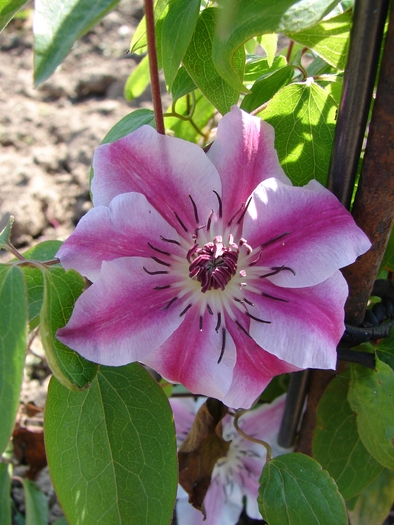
[145,306,236,401]
[56,257,184,366]
[57,192,183,282]
[207,107,290,225]
[245,271,348,370]
[203,478,243,525]
[243,178,371,287]
[224,322,298,409]
[92,125,221,233]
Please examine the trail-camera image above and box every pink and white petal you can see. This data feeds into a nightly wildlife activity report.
[92,125,221,233]
[56,257,184,365]
[243,178,371,288]
[169,397,198,444]
[57,192,183,282]
[144,306,236,401]
[245,271,348,370]
[238,393,286,439]
[207,106,290,225]
[205,478,244,525]
[223,322,299,409]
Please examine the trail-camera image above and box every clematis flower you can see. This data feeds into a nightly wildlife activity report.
[56,106,371,409]
[171,394,290,525]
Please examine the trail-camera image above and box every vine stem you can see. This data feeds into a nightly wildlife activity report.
[145,0,165,135]
[233,411,272,461]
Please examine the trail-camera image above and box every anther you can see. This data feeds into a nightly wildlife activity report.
[174,212,188,232]
[162,297,178,310]
[245,312,271,324]
[261,232,290,249]
[199,316,203,331]
[237,196,252,225]
[160,235,181,246]
[215,312,221,333]
[217,328,226,364]
[151,256,171,267]
[143,267,169,276]
[262,292,289,302]
[179,303,192,317]
[228,202,245,227]
[248,251,263,267]
[148,242,171,256]
[259,265,295,278]
[236,320,252,338]
[207,304,213,315]
[154,285,171,290]
[207,209,214,232]
[213,190,223,218]
[189,195,199,224]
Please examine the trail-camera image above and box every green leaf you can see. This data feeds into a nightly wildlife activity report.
[0,265,27,455]
[379,224,394,273]
[162,0,200,89]
[17,241,62,329]
[101,109,156,144]
[313,370,383,500]
[0,463,11,525]
[285,10,352,70]
[241,66,294,112]
[0,0,28,32]
[260,81,337,186]
[348,358,394,470]
[130,0,170,55]
[44,364,178,525]
[258,453,348,525]
[164,89,215,143]
[22,479,48,525]
[258,33,278,66]
[183,8,243,115]
[375,327,394,371]
[244,55,287,82]
[171,66,197,101]
[0,215,14,249]
[348,468,394,525]
[124,56,150,101]
[34,0,120,85]
[40,267,98,390]
[212,0,341,91]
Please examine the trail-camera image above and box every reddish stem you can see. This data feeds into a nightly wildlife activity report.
[145,0,165,135]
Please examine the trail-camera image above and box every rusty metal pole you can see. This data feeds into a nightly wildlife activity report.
[279,0,392,450]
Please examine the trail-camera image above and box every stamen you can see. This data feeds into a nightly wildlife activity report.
[143,266,169,276]
[179,303,192,317]
[151,256,171,267]
[237,196,252,225]
[174,212,188,232]
[160,235,181,246]
[207,304,213,315]
[217,328,226,364]
[193,225,206,240]
[261,232,290,249]
[207,209,214,232]
[228,202,245,227]
[259,265,295,278]
[245,312,271,324]
[215,312,221,333]
[236,320,252,338]
[162,297,178,310]
[248,250,263,267]
[262,292,289,302]
[189,195,199,223]
[199,316,203,331]
[148,242,171,256]
[213,190,223,218]
[154,285,171,290]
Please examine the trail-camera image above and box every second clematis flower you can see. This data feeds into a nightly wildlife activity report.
[56,106,371,409]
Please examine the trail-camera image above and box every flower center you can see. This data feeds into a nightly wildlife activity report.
[187,236,238,293]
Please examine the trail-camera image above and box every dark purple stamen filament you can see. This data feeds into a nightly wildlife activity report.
[174,211,188,232]
[213,190,223,218]
[261,292,289,302]
[143,266,169,275]
[151,256,171,267]
[236,320,252,338]
[189,194,199,223]
[179,303,192,317]
[259,265,295,279]
[215,312,221,332]
[154,285,171,290]
[237,196,252,225]
[245,312,271,324]
[261,232,290,248]
[160,235,181,246]
[162,297,178,310]
[148,242,171,256]
[217,328,226,364]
